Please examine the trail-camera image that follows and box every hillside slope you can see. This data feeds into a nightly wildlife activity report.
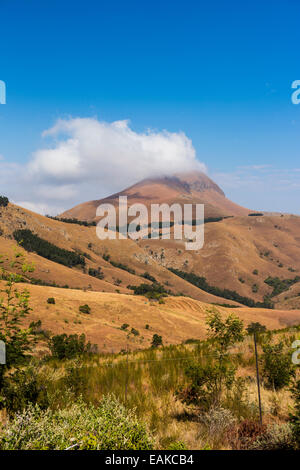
[19,283,300,353]
[0,203,242,305]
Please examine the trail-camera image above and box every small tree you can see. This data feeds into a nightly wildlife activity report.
[177,310,244,410]
[79,304,91,314]
[151,334,163,348]
[246,322,267,335]
[49,333,96,360]
[0,249,35,389]
[206,309,244,360]
[0,196,9,207]
[262,341,295,390]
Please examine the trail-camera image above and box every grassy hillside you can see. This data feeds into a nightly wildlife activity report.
[1,320,299,450]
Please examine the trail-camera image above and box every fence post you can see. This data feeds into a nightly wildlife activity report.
[125,344,129,404]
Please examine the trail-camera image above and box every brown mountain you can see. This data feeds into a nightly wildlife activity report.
[60,171,251,222]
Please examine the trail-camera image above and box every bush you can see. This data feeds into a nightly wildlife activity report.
[249,423,295,450]
[49,333,96,360]
[129,283,169,300]
[227,419,267,450]
[47,297,55,305]
[262,341,295,390]
[141,272,157,283]
[0,196,9,207]
[200,407,236,439]
[151,334,163,348]
[79,304,91,314]
[88,267,104,280]
[121,323,129,330]
[131,328,139,336]
[0,395,153,450]
[177,361,236,410]
[0,366,49,415]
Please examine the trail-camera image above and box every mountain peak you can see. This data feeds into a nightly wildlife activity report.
[60,171,248,221]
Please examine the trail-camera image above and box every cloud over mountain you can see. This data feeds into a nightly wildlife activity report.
[5,117,203,214]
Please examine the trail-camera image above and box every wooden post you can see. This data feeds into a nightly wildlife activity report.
[125,344,129,404]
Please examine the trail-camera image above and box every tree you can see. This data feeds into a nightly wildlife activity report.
[0,196,9,207]
[0,249,35,389]
[79,304,91,314]
[206,308,244,360]
[49,333,96,360]
[262,341,295,390]
[151,334,163,348]
[177,310,244,410]
[246,322,267,335]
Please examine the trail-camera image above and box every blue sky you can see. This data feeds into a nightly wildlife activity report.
[0,0,300,214]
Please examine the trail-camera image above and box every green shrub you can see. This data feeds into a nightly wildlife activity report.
[88,267,104,280]
[0,366,49,415]
[151,334,163,348]
[131,328,139,336]
[177,361,236,410]
[121,323,129,330]
[141,272,157,282]
[262,341,295,390]
[249,423,295,450]
[129,283,169,300]
[47,297,55,305]
[79,304,91,314]
[0,395,153,450]
[49,333,96,360]
[0,196,9,207]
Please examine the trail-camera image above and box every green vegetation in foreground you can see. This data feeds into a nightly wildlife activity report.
[0,249,300,450]
[0,397,153,450]
[13,229,85,268]
[169,268,274,309]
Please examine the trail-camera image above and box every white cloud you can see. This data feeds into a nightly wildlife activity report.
[12,117,204,214]
[28,117,204,188]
